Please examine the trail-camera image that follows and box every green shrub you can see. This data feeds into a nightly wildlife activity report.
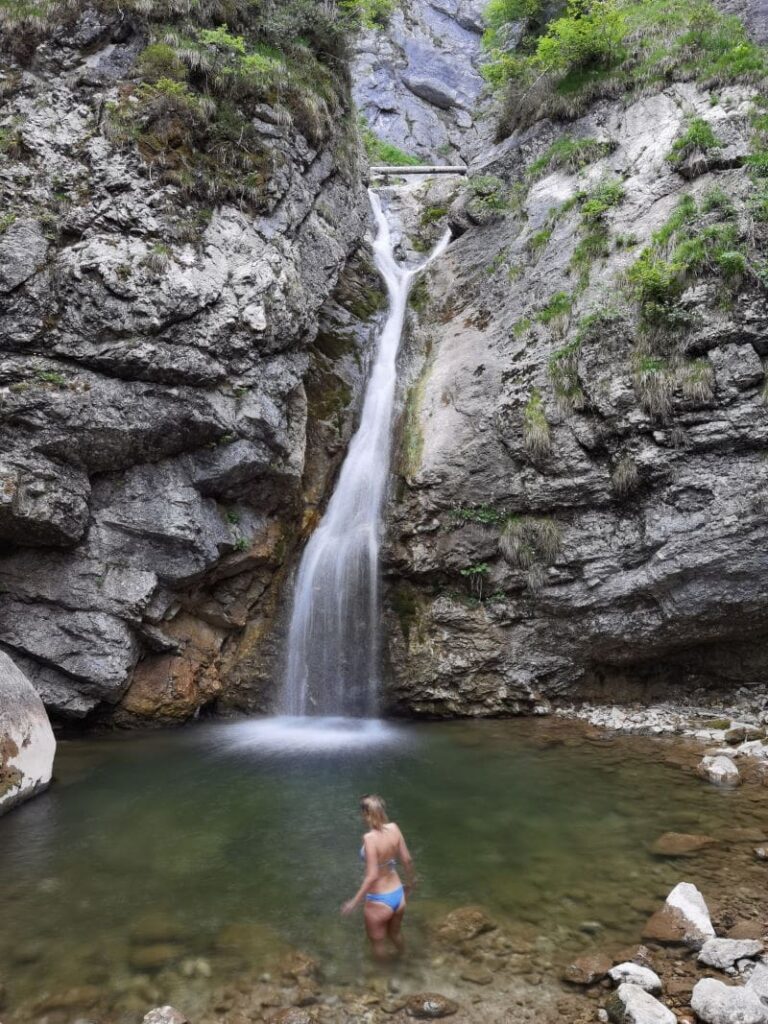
[579,177,625,224]
[533,0,627,75]
[526,136,616,178]
[667,117,721,168]
[361,119,422,165]
[536,291,573,324]
[489,0,768,136]
[465,174,510,211]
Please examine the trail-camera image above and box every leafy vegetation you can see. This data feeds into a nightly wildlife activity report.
[1,1,388,208]
[667,117,722,169]
[485,0,768,136]
[526,136,616,179]
[465,174,510,213]
[626,191,753,327]
[535,291,572,324]
[361,119,422,165]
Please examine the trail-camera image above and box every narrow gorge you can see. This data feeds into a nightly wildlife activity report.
[5,0,768,1022]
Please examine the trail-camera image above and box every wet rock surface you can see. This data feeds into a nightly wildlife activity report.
[0,12,375,722]
[383,80,768,719]
[0,650,56,815]
[352,0,493,164]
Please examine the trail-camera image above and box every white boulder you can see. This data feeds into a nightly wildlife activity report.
[0,651,56,815]
[609,963,663,994]
[668,881,716,942]
[606,983,675,1024]
[698,754,740,787]
[698,938,764,972]
[691,977,768,1024]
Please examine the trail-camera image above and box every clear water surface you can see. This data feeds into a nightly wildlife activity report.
[1,717,763,1020]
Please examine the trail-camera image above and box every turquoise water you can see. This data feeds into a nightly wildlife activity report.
[0,717,763,1021]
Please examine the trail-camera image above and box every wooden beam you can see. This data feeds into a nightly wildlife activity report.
[369,165,468,176]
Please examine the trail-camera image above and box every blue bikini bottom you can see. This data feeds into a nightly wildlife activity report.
[365,886,404,912]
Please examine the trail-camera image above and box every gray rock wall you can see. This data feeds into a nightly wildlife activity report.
[353,0,494,164]
[0,9,372,722]
[383,83,768,716]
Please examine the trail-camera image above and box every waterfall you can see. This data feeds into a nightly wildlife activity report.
[280,190,451,717]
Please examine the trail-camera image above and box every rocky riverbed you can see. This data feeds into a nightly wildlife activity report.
[3,718,768,1024]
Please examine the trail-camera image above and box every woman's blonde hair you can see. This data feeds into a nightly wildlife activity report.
[360,794,389,830]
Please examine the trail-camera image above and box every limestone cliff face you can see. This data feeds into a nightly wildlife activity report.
[383,74,768,715]
[0,5,372,722]
[352,0,493,163]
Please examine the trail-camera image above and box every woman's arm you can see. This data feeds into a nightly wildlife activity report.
[341,835,378,915]
[397,827,416,893]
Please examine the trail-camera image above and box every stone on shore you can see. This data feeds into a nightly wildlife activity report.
[405,994,459,1019]
[698,754,740,787]
[608,962,663,994]
[746,961,768,1000]
[691,977,768,1024]
[563,953,613,986]
[698,938,764,972]
[0,650,57,816]
[143,1008,189,1024]
[643,882,715,948]
[651,833,716,857]
[605,983,676,1023]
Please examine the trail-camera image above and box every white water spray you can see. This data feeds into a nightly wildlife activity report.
[281,191,451,716]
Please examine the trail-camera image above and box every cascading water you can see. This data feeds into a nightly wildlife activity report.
[280,191,451,717]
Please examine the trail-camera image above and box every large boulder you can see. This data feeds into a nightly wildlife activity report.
[642,882,715,949]
[605,983,676,1024]
[698,754,741,787]
[691,977,768,1024]
[0,650,56,815]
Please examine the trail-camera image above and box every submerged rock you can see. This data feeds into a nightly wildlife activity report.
[691,977,768,1024]
[405,994,459,1019]
[698,755,741,787]
[651,833,716,857]
[143,1008,189,1024]
[434,906,496,944]
[129,944,184,972]
[608,963,663,994]
[0,650,56,816]
[563,953,613,986]
[267,1011,316,1024]
[605,983,676,1024]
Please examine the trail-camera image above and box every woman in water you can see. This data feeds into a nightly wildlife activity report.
[341,794,415,960]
